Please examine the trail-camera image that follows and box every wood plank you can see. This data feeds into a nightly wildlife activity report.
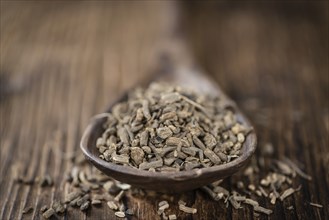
[0,1,328,219]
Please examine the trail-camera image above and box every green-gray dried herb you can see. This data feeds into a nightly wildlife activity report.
[95,82,251,172]
[42,208,55,219]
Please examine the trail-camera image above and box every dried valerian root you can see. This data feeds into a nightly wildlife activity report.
[115,211,125,218]
[309,202,323,208]
[95,82,252,172]
[42,208,55,219]
[35,156,135,219]
[168,214,177,220]
[14,171,53,187]
[40,205,48,213]
[19,139,317,219]
[52,201,66,213]
[199,155,314,216]
[178,203,197,214]
[158,200,169,213]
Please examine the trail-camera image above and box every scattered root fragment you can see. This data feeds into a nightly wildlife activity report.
[168,214,177,220]
[91,199,102,205]
[42,208,55,219]
[280,188,295,201]
[107,201,119,210]
[114,190,125,202]
[253,205,273,215]
[18,139,312,219]
[52,201,65,213]
[80,201,90,211]
[179,204,197,214]
[309,202,323,208]
[280,186,301,201]
[229,196,241,209]
[269,192,277,205]
[196,154,312,216]
[178,200,186,206]
[283,157,312,180]
[275,160,294,176]
[65,191,82,203]
[287,206,294,210]
[259,186,268,197]
[244,198,259,207]
[158,200,169,211]
[201,186,221,201]
[115,211,125,218]
[40,205,48,213]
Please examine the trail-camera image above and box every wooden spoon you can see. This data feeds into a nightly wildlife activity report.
[80,56,257,193]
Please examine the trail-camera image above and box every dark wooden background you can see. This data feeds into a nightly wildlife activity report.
[0,1,328,220]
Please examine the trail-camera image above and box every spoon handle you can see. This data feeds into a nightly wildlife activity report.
[149,2,227,97]
[153,35,226,98]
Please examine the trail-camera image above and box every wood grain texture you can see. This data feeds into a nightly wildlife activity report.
[0,1,328,220]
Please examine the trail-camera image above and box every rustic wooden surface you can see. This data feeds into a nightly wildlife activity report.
[0,1,328,220]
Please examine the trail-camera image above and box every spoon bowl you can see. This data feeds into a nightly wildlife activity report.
[80,66,257,193]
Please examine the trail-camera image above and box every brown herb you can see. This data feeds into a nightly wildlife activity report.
[115,211,126,218]
[139,159,163,170]
[130,147,145,165]
[179,204,197,214]
[91,199,102,205]
[253,205,273,215]
[76,194,90,207]
[309,202,323,208]
[107,201,119,210]
[287,206,294,210]
[229,196,241,209]
[244,198,259,207]
[280,188,295,201]
[283,157,312,180]
[65,191,82,203]
[42,208,55,219]
[168,214,177,220]
[52,201,65,213]
[40,205,48,213]
[114,190,125,202]
[95,82,251,172]
[275,160,294,176]
[80,201,90,211]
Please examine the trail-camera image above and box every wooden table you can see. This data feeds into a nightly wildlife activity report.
[1,1,328,219]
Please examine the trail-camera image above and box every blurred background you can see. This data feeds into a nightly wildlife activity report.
[1,1,328,219]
